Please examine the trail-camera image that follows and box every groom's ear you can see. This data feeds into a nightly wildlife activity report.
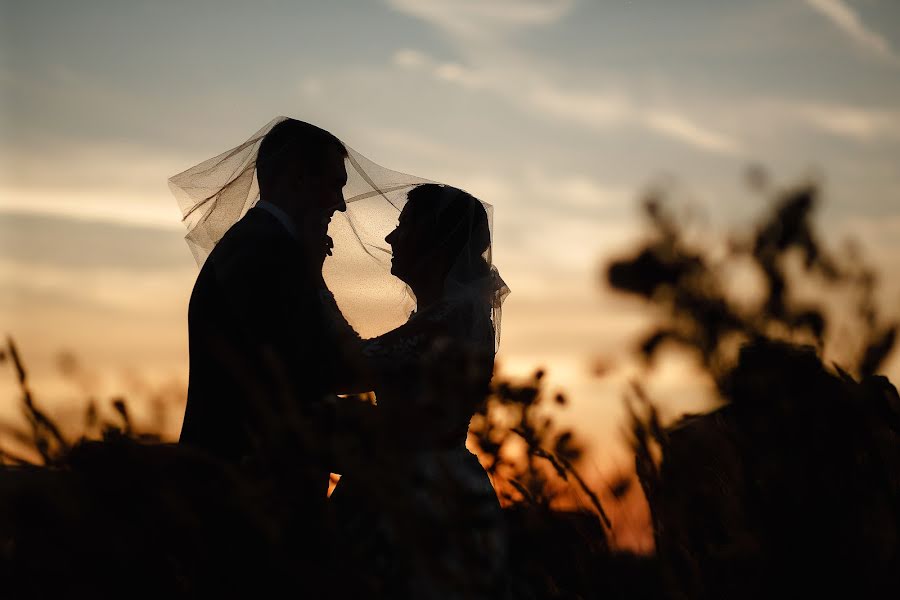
[293,168,315,198]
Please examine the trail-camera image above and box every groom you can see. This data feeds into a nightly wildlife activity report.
[180,119,349,495]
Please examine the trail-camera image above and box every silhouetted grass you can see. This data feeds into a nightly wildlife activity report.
[0,335,649,598]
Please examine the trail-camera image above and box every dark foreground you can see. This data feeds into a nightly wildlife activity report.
[4,181,899,598]
[2,340,899,599]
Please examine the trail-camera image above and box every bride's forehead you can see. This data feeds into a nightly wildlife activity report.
[399,196,426,220]
[395,205,423,231]
[397,204,414,224]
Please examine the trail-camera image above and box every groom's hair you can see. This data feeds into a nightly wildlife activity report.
[256,119,347,194]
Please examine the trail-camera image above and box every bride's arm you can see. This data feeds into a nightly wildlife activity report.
[328,391,379,476]
[328,303,439,393]
[330,353,375,395]
[317,288,377,394]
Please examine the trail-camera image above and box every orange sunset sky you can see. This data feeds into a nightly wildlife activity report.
[2,1,899,486]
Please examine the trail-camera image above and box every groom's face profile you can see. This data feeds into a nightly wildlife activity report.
[294,145,348,258]
[385,200,423,283]
[256,121,348,261]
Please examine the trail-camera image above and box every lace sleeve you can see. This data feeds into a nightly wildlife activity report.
[361,301,456,362]
[362,324,427,362]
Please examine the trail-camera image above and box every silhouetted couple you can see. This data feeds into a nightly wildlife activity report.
[170,118,509,598]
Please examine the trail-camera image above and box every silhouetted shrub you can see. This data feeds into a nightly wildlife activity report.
[609,179,900,599]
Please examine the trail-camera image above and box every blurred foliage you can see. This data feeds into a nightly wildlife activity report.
[607,177,900,599]
[608,179,896,380]
[470,369,610,527]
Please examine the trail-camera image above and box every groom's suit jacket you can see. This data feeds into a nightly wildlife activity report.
[181,206,337,493]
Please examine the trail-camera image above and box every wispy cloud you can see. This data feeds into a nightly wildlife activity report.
[0,136,192,228]
[643,110,743,155]
[386,0,573,39]
[520,168,633,211]
[392,49,487,89]
[392,48,744,156]
[793,102,900,141]
[527,85,631,128]
[804,0,899,64]
[530,84,743,155]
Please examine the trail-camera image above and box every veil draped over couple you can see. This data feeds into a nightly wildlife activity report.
[168,117,510,597]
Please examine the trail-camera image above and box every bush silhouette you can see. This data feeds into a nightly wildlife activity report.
[609,178,900,599]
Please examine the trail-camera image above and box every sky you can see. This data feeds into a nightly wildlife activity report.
[1,0,899,473]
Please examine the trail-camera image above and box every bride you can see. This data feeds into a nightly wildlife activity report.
[329,182,510,599]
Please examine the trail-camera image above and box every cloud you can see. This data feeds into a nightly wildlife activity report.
[0,135,194,229]
[2,136,189,192]
[386,0,573,39]
[643,110,743,155]
[392,48,486,89]
[297,77,324,98]
[804,0,900,64]
[0,257,191,317]
[520,169,633,211]
[358,124,463,164]
[392,48,430,69]
[0,211,190,271]
[793,102,900,141]
[527,85,631,127]
[529,84,743,155]
[392,48,744,156]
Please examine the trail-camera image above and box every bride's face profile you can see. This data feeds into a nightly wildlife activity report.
[385,184,490,295]
[385,201,418,283]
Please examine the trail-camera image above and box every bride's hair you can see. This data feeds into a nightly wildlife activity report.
[256,119,346,195]
[404,184,492,285]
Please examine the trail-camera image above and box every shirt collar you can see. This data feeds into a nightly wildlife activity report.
[255,200,300,241]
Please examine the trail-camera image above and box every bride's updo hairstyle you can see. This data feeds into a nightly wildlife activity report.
[398,184,491,287]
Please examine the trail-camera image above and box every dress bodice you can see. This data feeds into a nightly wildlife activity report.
[361,299,495,452]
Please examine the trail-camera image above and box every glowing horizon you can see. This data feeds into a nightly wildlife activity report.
[2,0,899,474]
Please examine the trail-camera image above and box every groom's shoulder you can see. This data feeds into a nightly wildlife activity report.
[197,210,292,285]
[210,208,283,259]
[225,207,279,241]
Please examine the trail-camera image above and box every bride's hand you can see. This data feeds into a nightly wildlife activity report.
[330,394,379,474]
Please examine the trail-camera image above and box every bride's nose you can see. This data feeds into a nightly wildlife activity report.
[385,229,396,245]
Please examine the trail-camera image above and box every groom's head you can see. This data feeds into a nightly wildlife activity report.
[257,119,348,230]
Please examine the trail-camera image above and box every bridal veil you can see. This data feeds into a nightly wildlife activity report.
[168,116,509,350]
